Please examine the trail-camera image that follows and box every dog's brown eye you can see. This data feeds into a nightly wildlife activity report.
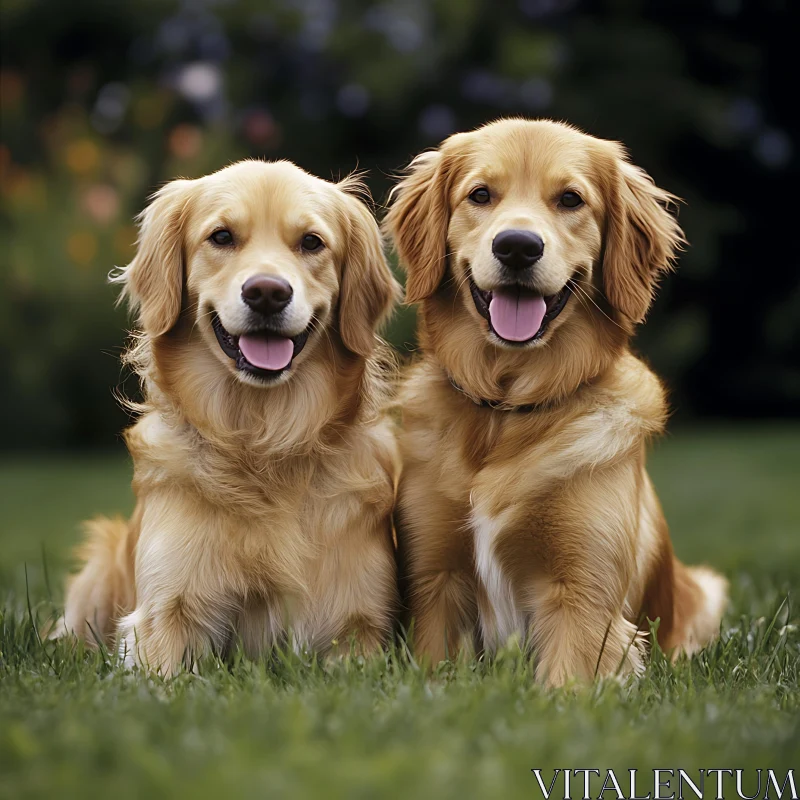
[210,229,234,246]
[301,233,323,252]
[469,187,491,205]
[560,191,583,209]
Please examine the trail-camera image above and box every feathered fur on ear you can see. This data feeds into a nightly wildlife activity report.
[600,145,686,323]
[336,179,401,357]
[113,179,194,337]
[384,147,461,304]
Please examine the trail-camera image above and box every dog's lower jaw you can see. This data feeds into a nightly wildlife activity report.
[233,365,294,388]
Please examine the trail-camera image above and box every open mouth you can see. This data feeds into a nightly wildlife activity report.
[469,275,572,345]
[211,313,310,380]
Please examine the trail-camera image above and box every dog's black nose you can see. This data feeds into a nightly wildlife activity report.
[492,229,545,270]
[241,275,293,316]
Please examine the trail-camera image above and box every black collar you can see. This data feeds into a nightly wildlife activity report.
[447,374,561,414]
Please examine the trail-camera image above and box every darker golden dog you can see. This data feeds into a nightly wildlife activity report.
[56,160,401,672]
[385,119,727,685]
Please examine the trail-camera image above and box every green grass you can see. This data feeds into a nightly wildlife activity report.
[1,427,799,799]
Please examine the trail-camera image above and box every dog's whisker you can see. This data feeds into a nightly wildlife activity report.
[319,320,337,365]
[451,270,473,315]
[568,279,627,332]
[188,308,216,339]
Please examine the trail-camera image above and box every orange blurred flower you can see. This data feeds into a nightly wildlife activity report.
[67,231,98,267]
[0,71,25,112]
[2,165,34,203]
[0,144,12,183]
[65,139,100,175]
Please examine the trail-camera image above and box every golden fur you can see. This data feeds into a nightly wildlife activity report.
[56,160,401,672]
[385,119,727,685]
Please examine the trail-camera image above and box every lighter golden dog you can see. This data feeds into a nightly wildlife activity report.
[55,160,401,672]
[385,118,727,685]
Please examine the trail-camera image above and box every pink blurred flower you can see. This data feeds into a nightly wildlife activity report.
[168,124,203,159]
[81,184,120,224]
[243,110,281,148]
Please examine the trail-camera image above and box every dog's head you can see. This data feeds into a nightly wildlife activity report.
[118,160,398,388]
[386,118,684,352]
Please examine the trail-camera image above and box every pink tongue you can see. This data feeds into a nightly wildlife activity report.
[238,333,294,371]
[488,289,547,342]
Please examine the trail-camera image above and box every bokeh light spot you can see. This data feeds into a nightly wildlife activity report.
[67,231,98,267]
[168,124,203,160]
[65,140,100,175]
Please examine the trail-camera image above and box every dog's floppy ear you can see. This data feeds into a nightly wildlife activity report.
[600,145,685,323]
[336,180,401,357]
[113,179,194,337]
[384,147,459,303]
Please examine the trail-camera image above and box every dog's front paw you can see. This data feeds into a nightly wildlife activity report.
[116,605,216,675]
[117,608,150,670]
[116,608,183,675]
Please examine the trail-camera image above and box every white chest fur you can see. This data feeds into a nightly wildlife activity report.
[470,508,526,649]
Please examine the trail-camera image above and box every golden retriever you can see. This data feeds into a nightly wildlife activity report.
[55,160,401,673]
[385,118,727,686]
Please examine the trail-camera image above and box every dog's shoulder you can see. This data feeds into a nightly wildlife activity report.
[535,352,666,476]
[590,351,667,436]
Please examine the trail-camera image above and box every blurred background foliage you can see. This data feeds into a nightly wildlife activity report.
[1,0,797,451]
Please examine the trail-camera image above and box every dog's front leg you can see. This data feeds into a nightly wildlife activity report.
[298,493,399,658]
[117,493,234,675]
[398,478,479,664]
[525,575,644,688]
[517,464,646,687]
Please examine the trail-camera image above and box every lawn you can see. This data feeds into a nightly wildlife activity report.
[1,426,799,799]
